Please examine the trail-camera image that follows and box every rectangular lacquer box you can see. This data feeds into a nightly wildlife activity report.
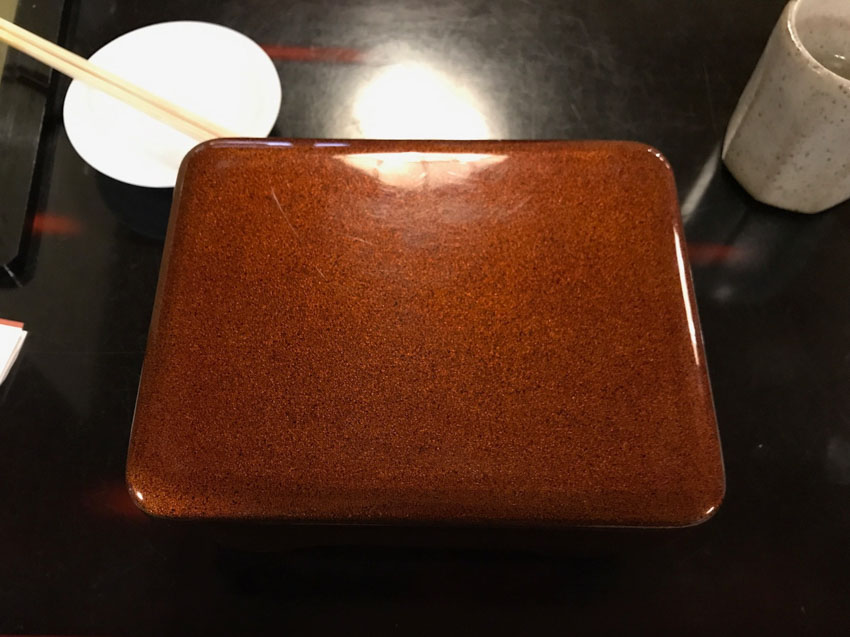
[127,140,724,527]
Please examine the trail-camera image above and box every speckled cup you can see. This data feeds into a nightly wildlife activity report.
[723,0,850,213]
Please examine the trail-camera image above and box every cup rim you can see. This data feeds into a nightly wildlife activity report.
[788,0,850,87]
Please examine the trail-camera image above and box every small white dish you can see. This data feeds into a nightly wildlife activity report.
[63,21,281,188]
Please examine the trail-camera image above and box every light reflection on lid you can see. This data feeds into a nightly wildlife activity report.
[673,228,700,365]
[337,152,507,189]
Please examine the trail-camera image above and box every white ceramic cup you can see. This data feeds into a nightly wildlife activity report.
[722,0,850,213]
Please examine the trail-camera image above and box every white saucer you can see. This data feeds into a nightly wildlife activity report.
[63,21,281,188]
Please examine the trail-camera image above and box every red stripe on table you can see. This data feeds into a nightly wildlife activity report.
[260,44,366,63]
[31,213,82,236]
[687,242,738,264]
[84,483,147,520]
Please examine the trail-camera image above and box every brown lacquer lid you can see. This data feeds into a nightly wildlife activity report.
[127,139,724,526]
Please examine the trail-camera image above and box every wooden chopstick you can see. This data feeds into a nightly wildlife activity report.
[0,17,237,141]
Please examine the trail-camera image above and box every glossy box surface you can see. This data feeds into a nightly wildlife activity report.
[126,139,724,526]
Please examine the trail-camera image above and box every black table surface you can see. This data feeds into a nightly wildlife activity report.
[3,0,850,634]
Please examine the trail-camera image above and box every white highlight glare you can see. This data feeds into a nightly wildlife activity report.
[681,145,721,221]
[339,152,506,189]
[351,63,492,139]
[673,229,700,365]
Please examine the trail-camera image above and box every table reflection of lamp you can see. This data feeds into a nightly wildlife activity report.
[348,61,497,139]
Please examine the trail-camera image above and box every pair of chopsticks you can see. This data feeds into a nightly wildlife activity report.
[0,17,236,141]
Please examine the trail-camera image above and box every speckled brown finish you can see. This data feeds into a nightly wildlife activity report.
[126,139,724,526]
